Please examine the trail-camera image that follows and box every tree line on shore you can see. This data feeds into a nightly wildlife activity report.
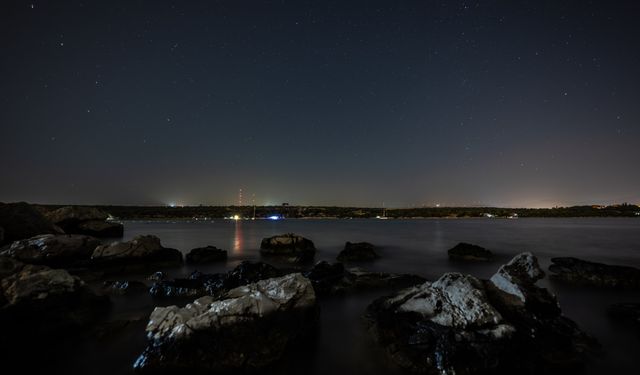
[35,203,640,220]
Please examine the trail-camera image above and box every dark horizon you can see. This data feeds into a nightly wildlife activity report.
[2,1,639,208]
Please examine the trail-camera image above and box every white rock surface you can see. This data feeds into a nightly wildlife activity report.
[489,252,545,303]
[394,273,508,330]
[146,273,316,341]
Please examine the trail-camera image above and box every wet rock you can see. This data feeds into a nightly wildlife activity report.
[0,258,109,345]
[549,257,640,289]
[305,261,426,296]
[185,245,227,264]
[91,235,182,272]
[0,234,100,267]
[150,261,282,299]
[102,280,148,295]
[0,202,59,245]
[337,241,379,261]
[448,242,493,261]
[147,271,166,282]
[134,273,318,373]
[260,233,315,262]
[366,253,599,374]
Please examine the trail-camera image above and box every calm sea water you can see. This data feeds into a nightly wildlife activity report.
[57,218,640,374]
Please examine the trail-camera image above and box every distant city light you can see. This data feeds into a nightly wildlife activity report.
[169,203,176,208]
[233,214,240,220]
[268,215,281,220]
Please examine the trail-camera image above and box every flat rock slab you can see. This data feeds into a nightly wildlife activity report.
[549,257,640,289]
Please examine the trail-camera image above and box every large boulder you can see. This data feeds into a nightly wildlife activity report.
[150,261,282,299]
[0,234,100,267]
[91,235,182,271]
[0,202,59,245]
[134,273,318,372]
[448,242,493,261]
[45,206,123,238]
[185,245,227,264]
[337,241,379,261]
[0,257,109,346]
[365,253,599,374]
[260,233,315,262]
[549,257,640,289]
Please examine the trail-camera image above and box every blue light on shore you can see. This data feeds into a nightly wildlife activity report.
[268,215,281,220]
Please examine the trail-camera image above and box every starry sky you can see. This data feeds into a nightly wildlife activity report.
[1,0,639,207]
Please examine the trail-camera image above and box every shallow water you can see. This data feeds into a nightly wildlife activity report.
[47,218,640,374]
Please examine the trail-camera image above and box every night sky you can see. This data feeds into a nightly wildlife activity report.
[1,1,639,207]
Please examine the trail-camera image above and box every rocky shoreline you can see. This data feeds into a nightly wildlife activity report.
[0,202,638,374]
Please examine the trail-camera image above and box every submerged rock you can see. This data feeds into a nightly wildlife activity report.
[337,241,379,261]
[366,252,599,374]
[0,202,59,245]
[0,257,109,345]
[448,242,493,261]
[185,245,227,264]
[0,234,100,267]
[607,303,640,331]
[134,273,318,373]
[549,257,640,289]
[91,235,182,272]
[260,233,315,262]
[150,261,282,299]
[305,260,425,296]
[45,206,123,238]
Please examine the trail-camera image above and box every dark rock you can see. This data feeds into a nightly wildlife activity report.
[185,245,227,264]
[0,234,100,267]
[448,242,493,261]
[150,261,282,299]
[134,273,318,373]
[304,260,426,296]
[102,280,148,295]
[260,233,315,262]
[608,303,640,332]
[337,241,379,261]
[0,202,59,245]
[365,253,599,375]
[0,258,110,346]
[46,206,109,223]
[45,206,123,238]
[76,220,124,237]
[549,257,640,289]
[91,235,182,272]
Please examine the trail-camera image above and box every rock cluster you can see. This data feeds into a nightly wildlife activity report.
[549,257,640,289]
[134,273,318,373]
[150,261,282,298]
[365,253,599,374]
